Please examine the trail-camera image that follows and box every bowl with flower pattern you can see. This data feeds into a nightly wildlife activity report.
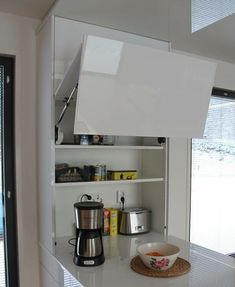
[137,242,180,271]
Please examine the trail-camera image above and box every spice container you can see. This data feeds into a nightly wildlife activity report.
[101,165,107,181]
[109,208,118,236]
[94,165,102,181]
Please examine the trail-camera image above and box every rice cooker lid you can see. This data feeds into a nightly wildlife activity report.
[74,201,104,210]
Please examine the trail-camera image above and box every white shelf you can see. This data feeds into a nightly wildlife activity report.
[55,145,164,150]
[54,177,164,187]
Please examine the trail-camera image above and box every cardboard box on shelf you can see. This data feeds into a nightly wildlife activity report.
[108,208,118,236]
[107,170,137,181]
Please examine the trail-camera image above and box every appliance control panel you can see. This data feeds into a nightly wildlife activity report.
[83,260,95,265]
[135,225,145,231]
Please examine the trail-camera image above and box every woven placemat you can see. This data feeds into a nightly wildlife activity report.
[130,256,191,278]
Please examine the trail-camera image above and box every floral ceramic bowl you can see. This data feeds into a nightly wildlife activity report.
[137,242,180,271]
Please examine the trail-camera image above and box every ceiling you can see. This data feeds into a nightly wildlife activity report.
[171,12,235,64]
[0,0,235,63]
[54,0,235,64]
[54,0,170,41]
[0,0,56,19]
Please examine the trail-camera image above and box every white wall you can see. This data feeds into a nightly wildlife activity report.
[54,0,169,42]
[0,12,40,287]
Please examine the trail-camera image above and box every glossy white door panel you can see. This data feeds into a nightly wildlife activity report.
[74,35,216,138]
[55,47,82,99]
[54,17,169,98]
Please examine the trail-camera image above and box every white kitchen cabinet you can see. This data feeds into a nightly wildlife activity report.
[53,16,171,240]
[37,14,213,287]
[54,137,168,238]
[53,16,216,139]
[74,35,216,138]
[54,17,169,101]
[37,15,170,255]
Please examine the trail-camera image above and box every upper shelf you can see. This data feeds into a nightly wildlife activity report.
[55,144,164,150]
[54,177,164,187]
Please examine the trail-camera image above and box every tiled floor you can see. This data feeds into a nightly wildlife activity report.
[0,239,5,287]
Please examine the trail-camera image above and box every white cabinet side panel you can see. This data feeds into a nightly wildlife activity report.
[141,149,166,233]
[40,265,60,287]
[142,182,166,233]
[168,138,191,240]
[37,17,55,252]
[39,243,67,285]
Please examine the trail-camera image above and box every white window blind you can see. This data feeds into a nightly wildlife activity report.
[192,0,235,32]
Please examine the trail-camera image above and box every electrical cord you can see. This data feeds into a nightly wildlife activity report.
[68,238,76,246]
[81,194,92,201]
[120,196,125,210]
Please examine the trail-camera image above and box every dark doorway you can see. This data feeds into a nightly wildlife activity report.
[0,56,19,287]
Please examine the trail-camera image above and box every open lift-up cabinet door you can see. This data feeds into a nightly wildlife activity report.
[73,35,216,138]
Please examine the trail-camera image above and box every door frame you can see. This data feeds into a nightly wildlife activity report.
[0,55,19,287]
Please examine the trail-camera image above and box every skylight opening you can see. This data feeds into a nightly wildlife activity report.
[191,0,235,32]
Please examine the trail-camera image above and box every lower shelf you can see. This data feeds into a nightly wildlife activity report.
[54,177,164,187]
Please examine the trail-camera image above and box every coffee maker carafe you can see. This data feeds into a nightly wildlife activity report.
[74,201,105,266]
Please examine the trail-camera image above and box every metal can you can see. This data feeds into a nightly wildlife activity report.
[79,135,89,145]
[101,165,106,181]
[94,165,102,181]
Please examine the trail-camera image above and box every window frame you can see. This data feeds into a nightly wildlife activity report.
[0,55,19,287]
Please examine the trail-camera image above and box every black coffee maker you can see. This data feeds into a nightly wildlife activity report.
[73,201,105,267]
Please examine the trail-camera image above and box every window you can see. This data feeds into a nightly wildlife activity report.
[191,0,235,32]
[0,56,18,287]
[191,89,235,254]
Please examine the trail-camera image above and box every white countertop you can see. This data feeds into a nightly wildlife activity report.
[55,232,235,287]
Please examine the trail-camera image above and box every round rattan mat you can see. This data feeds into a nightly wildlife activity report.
[130,256,191,278]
